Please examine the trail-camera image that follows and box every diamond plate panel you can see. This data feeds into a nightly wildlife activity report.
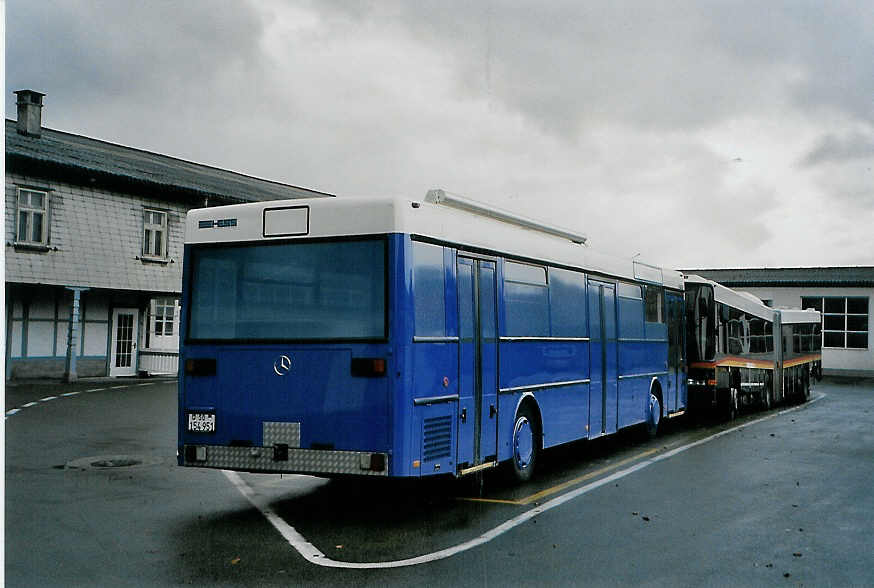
[184,445,388,476]
[262,421,301,448]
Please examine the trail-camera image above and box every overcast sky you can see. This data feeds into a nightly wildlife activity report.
[6,0,873,269]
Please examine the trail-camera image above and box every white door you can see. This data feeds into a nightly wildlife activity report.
[110,308,139,376]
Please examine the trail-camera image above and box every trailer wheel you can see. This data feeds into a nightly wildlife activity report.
[762,373,772,410]
[792,369,802,404]
[511,405,540,483]
[727,388,739,421]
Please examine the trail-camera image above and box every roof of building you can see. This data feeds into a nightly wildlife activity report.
[683,266,874,288]
[5,119,332,204]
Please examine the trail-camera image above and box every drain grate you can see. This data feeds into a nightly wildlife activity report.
[90,458,141,468]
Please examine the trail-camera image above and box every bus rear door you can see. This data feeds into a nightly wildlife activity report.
[456,256,499,471]
[667,292,686,412]
[589,280,618,437]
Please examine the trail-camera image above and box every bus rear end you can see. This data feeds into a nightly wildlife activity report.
[685,279,717,413]
[178,201,399,477]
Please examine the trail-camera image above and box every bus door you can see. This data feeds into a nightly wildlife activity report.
[667,293,685,412]
[456,256,498,470]
[589,280,618,437]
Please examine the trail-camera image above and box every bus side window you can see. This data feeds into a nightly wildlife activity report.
[549,267,587,337]
[504,261,548,337]
[412,241,446,337]
[644,285,666,340]
[644,286,664,323]
[617,282,643,340]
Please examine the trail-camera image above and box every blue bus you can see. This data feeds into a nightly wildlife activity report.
[178,190,687,481]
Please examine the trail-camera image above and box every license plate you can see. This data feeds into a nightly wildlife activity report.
[187,412,216,433]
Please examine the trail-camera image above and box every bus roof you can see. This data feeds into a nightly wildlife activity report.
[684,274,776,321]
[776,308,821,324]
[185,193,685,290]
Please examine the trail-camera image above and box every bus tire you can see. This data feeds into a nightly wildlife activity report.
[646,390,661,438]
[511,405,540,483]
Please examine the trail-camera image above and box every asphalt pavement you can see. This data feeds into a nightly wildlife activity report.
[5,376,874,586]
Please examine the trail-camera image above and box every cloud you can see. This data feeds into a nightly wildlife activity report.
[800,131,874,167]
[798,131,874,212]
[6,0,268,135]
[10,1,266,85]
[311,1,873,137]
[5,0,872,267]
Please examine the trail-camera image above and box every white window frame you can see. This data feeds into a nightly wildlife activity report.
[16,187,49,246]
[145,297,180,350]
[142,208,169,259]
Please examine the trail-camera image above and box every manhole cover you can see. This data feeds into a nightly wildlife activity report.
[90,458,141,468]
[64,454,164,470]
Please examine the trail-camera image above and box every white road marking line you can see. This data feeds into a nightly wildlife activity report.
[223,471,326,561]
[110,385,127,389]
[86,388,105,393]
[6,409,21,416]
[22,402,38,408]
[136,383,154,387]
[40,396,58,402]
[61,391,81,397]
[226,393,826,569]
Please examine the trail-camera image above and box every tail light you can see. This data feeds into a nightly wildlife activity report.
[185,358,216,376]
[351,357,387,377]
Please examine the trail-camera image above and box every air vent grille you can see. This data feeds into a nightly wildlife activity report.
[423,415,452,461]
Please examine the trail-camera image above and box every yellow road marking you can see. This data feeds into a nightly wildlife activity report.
[458,446,661,506]
[460,497,524,505]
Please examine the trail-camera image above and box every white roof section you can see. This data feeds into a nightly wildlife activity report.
[736,291,765,305]
[776,308,821,324]
[185,192,684,290]
[684,275,776,321]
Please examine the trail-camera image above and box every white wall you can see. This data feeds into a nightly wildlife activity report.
[8,288,111,359]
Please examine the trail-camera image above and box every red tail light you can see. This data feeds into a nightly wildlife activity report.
[351,358,387,377]
[185,358,216,376]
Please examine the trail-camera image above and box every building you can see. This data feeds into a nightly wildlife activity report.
[5,90,330,380]
[686,267,874,378]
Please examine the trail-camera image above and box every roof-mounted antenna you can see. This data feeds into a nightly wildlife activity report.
[424,188,587,245]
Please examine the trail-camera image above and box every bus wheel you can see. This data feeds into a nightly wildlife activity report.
[511,406,540,483]
[646,392,661,438]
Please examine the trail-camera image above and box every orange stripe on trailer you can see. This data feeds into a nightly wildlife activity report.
[690,358,774,369]
[783,354,822,368]
[713,357,775,370]
[689,362,716,369]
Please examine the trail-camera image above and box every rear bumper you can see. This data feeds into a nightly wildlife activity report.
[180,444,389,476]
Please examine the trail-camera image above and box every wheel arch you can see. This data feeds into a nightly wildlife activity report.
[650,377,664,416]
[512,392,543,439]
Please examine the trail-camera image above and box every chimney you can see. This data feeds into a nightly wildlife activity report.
[14,89,45,137]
